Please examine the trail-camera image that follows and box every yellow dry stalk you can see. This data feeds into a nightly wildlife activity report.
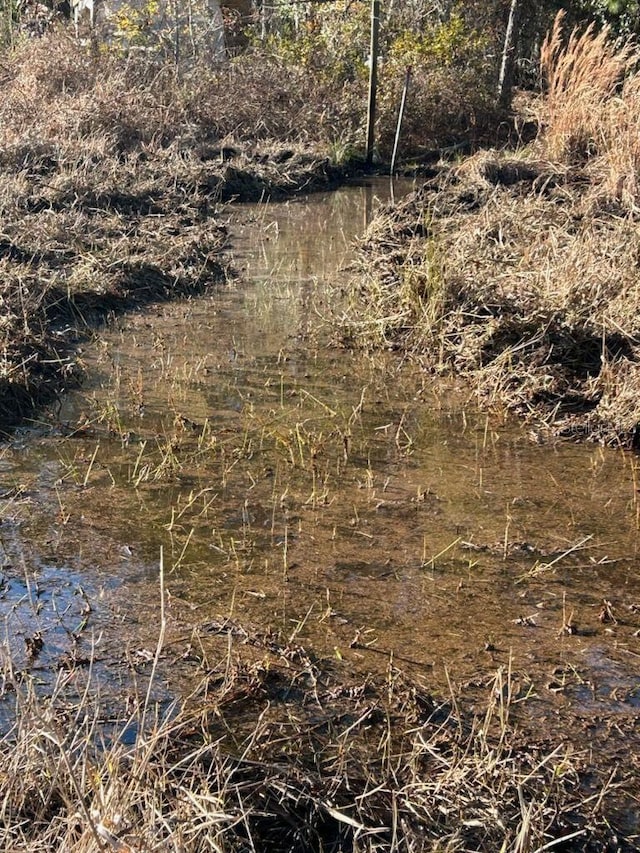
[539,10,637,163]
[396,231,446,340]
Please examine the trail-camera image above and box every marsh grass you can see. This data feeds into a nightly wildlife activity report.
[538,11,640,209]
[64,365,378,572]
[0,605,621,852]
[538,11,636,165]
[343,11,640,446]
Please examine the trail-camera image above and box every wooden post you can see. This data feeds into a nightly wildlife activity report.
[391,66,412,175]
[260,0,268,41]
[365,0,380,167]
[497,0,520,107]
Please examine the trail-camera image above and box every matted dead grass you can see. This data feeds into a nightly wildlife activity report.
[0,610,632,852]
[342,154,640,446]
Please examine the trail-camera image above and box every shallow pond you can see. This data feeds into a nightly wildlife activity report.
[2,180,640,732]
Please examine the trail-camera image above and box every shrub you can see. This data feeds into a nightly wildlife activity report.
[263,2,502,159]
[377,11,499,156]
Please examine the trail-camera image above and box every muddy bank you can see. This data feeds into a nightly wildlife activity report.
[344,152,640,447]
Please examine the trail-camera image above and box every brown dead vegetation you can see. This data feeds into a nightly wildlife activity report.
[343,14,640,448]
[0,612,632,852]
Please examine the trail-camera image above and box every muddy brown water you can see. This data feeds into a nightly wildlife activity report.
[2,180,640,736]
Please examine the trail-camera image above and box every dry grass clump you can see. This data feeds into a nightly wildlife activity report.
[180,54,366,149]
[0,615,626,851]
[538,11,636,164]
[0,32,359,164]
[343,154,640,445]
[376,63,501,158]
[538,11,640,209]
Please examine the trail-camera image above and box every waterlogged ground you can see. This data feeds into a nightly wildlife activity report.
[2,181,640,736]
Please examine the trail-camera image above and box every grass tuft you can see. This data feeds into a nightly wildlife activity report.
[0,619,621,852]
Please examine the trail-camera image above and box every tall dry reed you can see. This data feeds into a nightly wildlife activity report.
[539,10,640,208]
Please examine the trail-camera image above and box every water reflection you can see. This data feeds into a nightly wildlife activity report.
[1,180,640,723]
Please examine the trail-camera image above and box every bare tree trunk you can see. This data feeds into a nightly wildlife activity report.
[3,0,14,47]
[260,0,267,41]
[365,0,380,167]
[188,0,197,60]
[173,0,181,68]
